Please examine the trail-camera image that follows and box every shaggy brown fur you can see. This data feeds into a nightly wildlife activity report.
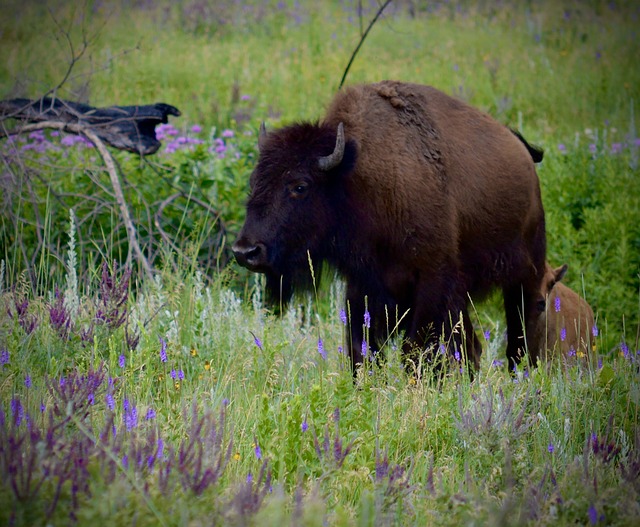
[530,263,595,365]
[233,81,546,374]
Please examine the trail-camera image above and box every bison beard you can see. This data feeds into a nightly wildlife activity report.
[233,81,546,376]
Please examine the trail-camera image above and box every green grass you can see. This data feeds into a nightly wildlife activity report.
[1,1,640,525]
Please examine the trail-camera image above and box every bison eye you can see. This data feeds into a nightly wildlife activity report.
[289,181,309,198]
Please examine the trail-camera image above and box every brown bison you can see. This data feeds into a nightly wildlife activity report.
[233,81,546,374]
[530,263,595,365]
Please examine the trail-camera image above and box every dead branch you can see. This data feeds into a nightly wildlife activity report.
[1,118,153,278]
[338,0,393,90]
[80,127,153,280]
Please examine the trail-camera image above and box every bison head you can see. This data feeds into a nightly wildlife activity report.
[232,122,357,304]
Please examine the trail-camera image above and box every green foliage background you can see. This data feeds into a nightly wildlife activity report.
[0,1,639,525]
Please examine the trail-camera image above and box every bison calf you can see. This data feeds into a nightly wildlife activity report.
[530,263,595,365]
[233,81,546,375]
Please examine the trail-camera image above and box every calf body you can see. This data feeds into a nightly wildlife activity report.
[531,263,595,364]
[233,81,546,373]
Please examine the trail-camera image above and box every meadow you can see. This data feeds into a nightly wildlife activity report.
[1,1,639,525]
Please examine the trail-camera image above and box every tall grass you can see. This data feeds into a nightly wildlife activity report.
[1,1,639,525]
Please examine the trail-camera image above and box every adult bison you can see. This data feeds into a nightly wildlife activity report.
[233,81,546,374]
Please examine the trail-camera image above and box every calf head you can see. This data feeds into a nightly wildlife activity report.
[536,263,568,313]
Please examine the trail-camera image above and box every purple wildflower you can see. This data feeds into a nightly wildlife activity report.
[568,346,576,357]
[484,329,491,340]
[223,398,229,406]
[191,124,202,134]
[558,143,567,154]
[10,398,24,426]
[491,359,504,368]
[592,324,599,337]
[124,404,138,431]
[588,504,598,525]
[145,408,156,420]
[221,129,235,138]
[118,354,125,368]
[254,441,262,460]
[49,287,72,339]
[548,443,554,454]
[106,393,115,411]
[589,143,597,154]
[621,342,629,358]
[171,369,177,380]
[611,142,622,154]
[439,343,446,355]
[160,336,168,362]
[338,345,344,354]
[241,94,251,101]
[364,310,371,329]
[24,375,32,388]
[317,338,326,360]
[301,419,308,433]
[560,327,567,342]
[88,393,95,405]
[251,332,263,350]
[454,350,461,362]
[554,296,561,312]
[0,349,9,367]
[339,308,347,325]
[178,370,185,380]
[96,262,130,330]
[361,340,368,358]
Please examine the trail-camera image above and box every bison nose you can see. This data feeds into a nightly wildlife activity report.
[232,240,267,269]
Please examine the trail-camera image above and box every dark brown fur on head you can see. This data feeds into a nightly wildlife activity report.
[237,122,357,304]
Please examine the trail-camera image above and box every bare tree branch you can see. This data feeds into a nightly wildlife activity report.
[338,0,393,90]
[79,127,153,280]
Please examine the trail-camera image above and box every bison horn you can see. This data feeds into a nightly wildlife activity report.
[318,122,345,171]
[258,121,267,152]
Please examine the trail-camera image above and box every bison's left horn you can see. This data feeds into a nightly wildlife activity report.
[258,121,267,152]
[318,122,345,171]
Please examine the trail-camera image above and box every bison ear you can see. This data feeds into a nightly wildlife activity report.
[553,264,568,284]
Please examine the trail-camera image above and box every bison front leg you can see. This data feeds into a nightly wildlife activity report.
[503,285,539,371]
[401,278,476,375]
[344,282,369,377]
[462,309,482,371]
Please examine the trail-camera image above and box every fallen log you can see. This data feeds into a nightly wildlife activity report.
[0,97,181,155]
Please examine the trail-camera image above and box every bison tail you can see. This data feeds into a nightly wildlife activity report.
[510,128,544,164]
